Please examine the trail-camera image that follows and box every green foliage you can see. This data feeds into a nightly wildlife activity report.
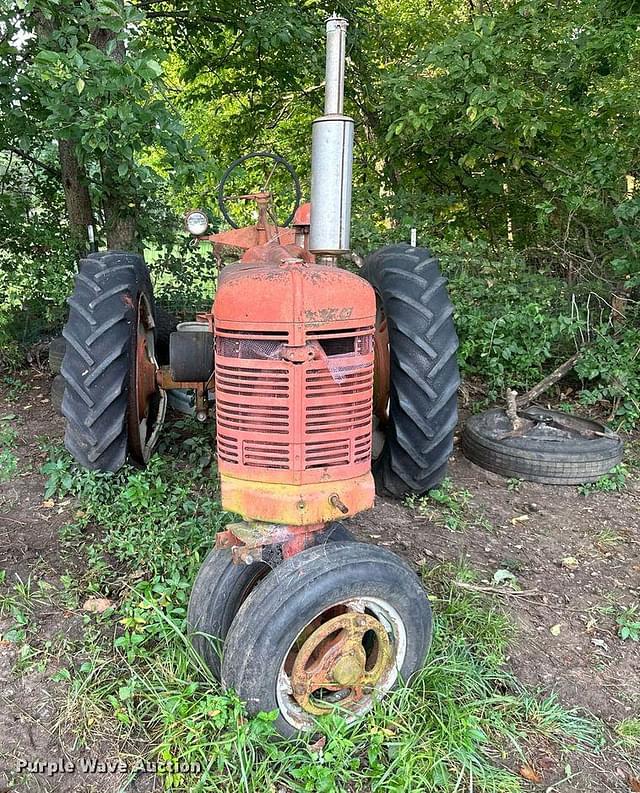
[575,326,640,428]
[0,421,18,483]
[1,0,203,250]
[443,246,580,396]
[437,245,640,426]
[149,239,219,315]
[379,0,640,276]
[617,606,640,642]
[577,464,628,496]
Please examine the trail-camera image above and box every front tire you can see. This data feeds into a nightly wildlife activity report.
[362,244,460,497]
[187,523,354,680]
[221,542,432,736]
[61,251,165,472]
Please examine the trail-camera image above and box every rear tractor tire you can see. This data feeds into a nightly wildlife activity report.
[61,251,166,472]
[362,244,460,498]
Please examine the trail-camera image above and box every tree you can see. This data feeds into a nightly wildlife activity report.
[1,0,195,250]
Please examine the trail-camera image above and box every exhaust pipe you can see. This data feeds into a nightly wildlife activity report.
[308,15,354,261]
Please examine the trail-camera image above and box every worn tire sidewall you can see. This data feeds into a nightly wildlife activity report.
[187,524,355,679]
[462,408,623,483]
[222,542,432,737]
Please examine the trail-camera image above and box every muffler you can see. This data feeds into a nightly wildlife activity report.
[308,16,354,261]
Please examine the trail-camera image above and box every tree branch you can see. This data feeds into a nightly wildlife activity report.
[516,350,583,407]
[5,146,61,178]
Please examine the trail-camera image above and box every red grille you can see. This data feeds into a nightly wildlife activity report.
[304,439,350,469]
[215,327,373,478]
[243,440,290,469]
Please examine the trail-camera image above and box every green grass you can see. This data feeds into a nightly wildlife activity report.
[616,718,640,749]
[404,478,491,532]
[0,417,603,791]
[0,419,18,483]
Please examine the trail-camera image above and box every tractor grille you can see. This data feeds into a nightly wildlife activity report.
[215,326,374,477]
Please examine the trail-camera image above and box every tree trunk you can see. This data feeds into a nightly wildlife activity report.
[92,28,139,252]
[103,203,138,250]
[58,140,93,257]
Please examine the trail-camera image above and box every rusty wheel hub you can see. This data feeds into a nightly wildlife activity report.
[288,610,393,717]
[127,294,166,464]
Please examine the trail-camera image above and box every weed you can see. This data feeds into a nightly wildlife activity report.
[578,464,628,496]
[506,478,521,492]
[0,421,18,483]
[405,477,490,532]
[594,528,625,549]
[617,605,640,642]
[615,718,640,748]
[1,375,28,401]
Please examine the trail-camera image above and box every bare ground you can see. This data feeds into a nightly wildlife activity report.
[1,369,639,792]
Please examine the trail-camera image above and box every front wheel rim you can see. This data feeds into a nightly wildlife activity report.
[276,596,407,731]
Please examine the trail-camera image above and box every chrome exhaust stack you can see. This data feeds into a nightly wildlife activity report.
[308,15,354,263]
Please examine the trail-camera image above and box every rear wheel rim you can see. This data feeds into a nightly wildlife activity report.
[276,596,407,730]
[128,294,166,463]
[372,301,390,424]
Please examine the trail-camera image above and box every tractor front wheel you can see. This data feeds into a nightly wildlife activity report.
[221,542,432,736]
[187,523,354,680]
[362,244,460,497]
[61,251,166,472]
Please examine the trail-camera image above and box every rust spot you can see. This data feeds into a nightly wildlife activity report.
[304,307,353,323]
[288,611,393,716]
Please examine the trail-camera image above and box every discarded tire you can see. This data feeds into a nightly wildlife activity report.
[462,407,623,485]
[362,244,460,498]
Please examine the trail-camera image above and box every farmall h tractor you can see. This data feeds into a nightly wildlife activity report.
[60,17,459,735]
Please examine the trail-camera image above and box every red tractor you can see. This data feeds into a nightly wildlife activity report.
[59,17,459,735]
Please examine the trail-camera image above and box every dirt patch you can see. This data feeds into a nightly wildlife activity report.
[353,447,640,727]
[1,370,639,792]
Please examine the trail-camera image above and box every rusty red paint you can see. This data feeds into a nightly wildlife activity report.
[292,202,311,228]
[198,193,296,252]
[215,521,326,564]
[136,334,157,418]
[213,253,376,526]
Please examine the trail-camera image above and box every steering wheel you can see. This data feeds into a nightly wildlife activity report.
[217,151,302,229]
